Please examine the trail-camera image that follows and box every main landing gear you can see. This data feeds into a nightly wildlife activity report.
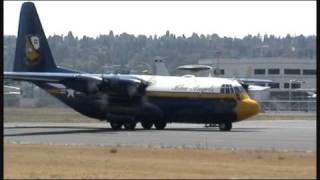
[154,120,167,130]
[109,121,137,131]
[110,121,122,130]
[109,119,167,131]
[140,120,167,130]
[123,122,137,130]
[140,120,153,130]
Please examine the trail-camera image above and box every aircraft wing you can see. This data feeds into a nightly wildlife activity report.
[248,85,270,91]
[238,78,274,84]
[237,78,275,91]
[4,72,102,82]
[4,72,149,96]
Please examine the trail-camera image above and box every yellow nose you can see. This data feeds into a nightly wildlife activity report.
[235,98,260,121]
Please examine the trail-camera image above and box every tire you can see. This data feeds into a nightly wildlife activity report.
[141,121,153,130]
[219,121,232,131]
[154,120,167,130]
[123,122,136,130]
[110,122,122,130]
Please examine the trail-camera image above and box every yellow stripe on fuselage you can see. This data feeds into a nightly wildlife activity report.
[146,91,248,99]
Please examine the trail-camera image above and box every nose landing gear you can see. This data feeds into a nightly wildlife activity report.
[218,120,232,131]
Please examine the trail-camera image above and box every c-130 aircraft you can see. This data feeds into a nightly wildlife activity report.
[4,2,260,131]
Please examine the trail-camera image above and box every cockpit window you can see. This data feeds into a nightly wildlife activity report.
[220,84,226,94]
[225,86,230,94]
[221,84,235,94]
[221,84,244,94]
[238,86,245,93]
[234,87,240,94]
[234,86,245,94]
[229,85,234,94]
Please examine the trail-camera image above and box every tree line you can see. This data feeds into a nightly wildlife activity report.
[3,31,316,73]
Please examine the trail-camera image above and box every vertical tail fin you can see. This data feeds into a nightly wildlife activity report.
[13,2,57,72]
[154,59,170,76]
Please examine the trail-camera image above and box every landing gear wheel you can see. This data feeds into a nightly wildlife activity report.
[141,121,153,130]
[219,121,232,131]
[124,122,136,130]
[110,122,122,130]
[154,121,167,130]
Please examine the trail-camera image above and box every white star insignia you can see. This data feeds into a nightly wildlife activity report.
[66,89,75,98]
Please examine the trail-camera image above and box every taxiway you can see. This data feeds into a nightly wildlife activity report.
[4,120,316,151]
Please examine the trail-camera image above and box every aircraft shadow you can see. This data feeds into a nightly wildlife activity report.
[4,126,107,130]
[4,126,266,137]
[4,128,116,137]
[163,127,266,132]
[3,125,154,137]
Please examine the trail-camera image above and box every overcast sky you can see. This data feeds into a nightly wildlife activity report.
[4,1,316,38]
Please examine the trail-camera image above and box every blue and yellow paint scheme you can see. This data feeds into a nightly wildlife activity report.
[4,2,260,131]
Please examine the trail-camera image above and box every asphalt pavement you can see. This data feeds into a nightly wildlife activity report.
[4,120,316,151]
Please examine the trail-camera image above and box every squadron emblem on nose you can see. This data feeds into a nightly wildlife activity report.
[25,35,41,66]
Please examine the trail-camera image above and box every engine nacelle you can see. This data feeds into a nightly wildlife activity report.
[98,75,149,97]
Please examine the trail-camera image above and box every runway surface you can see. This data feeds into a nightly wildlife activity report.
[4,120,316,151]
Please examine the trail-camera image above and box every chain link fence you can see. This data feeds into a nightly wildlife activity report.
[259,100,316,112]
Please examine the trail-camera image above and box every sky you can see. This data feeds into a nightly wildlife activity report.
[4,1,316,38]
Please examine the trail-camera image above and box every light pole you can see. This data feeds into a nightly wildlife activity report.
[288,79,296,111]
[289,79,294,102]
[215,51,221,77]
[288,79,305,111]
[289,79,305,101]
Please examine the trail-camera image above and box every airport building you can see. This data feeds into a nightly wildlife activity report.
[198,57,316,90]
[197,58,316,111]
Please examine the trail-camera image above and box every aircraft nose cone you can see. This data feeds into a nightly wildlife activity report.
[249,99,260,117]
[235,98,260,121]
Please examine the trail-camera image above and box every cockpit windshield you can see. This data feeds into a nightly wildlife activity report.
[220,84,245,94]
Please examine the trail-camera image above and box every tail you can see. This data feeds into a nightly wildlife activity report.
[13,2,60,72]
[154,59,170,76]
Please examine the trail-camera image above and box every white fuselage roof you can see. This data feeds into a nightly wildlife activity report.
[132,75,241,93]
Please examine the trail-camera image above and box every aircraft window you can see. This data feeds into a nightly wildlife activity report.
[225,85,230,94]
[221,84,237,94]
[229,85,235,94]
[238,86,245,93]
[234,87,240,94]
[220,84,226,94]
[225,88,230,94]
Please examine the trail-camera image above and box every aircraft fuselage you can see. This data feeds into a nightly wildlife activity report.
[36,75,259,125]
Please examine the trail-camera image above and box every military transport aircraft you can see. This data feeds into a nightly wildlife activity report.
[4,2,260,131]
